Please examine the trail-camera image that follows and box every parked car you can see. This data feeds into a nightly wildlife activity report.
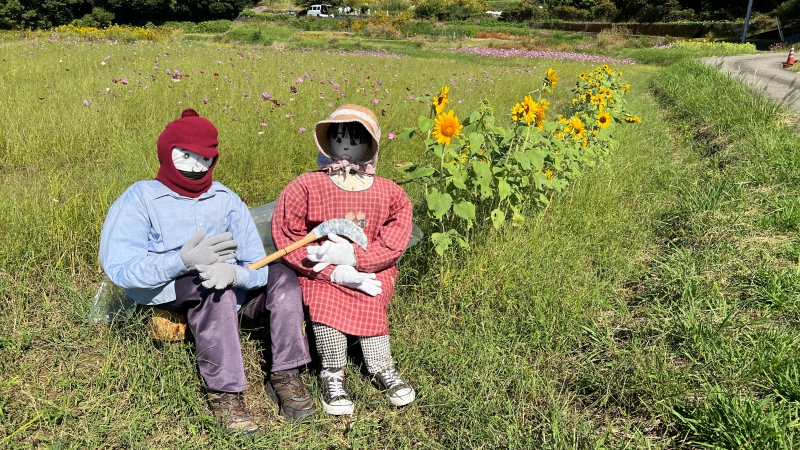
[306,4,334,17]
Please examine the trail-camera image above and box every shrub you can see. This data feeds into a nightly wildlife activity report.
[75,7,116,28]
[591,1,618,22]
[552,5,589,22]
[500,0,548,23]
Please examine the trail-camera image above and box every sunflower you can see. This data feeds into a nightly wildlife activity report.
[535,99,549,128]
[433,86,450,115]
[597,111,612,128]
[511,95,538,125]
[432,109,463,146]
[624,116,642,123]
[567,116,586,138]
[579,72,586,79]
[545,169,553,181]
[545,68,558,89]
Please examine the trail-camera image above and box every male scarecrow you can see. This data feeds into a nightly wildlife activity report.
[272,104,416,415]
[100,109,315,436]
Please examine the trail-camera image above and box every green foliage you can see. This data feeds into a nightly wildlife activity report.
[0,0,86,29]
[414,0,486,21]
[396,67,640,254]
[499,0,548,23]
[74,7,115,28]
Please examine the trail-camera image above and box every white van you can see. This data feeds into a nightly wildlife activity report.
[306,4,334,17]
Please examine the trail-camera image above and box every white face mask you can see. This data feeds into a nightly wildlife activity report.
[172,147,213,173]
[329,126,370,162]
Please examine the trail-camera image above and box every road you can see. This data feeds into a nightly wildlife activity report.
[701,52,800,113]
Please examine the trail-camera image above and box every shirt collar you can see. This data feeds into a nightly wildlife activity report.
[153,180,218,200]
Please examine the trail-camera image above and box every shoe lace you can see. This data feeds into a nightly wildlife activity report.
[380,369,403,389]
[323,370,347,398]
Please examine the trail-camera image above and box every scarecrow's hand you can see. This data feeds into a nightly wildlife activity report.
[196,263,237,290]
[180,231,239,271]
[330,265,382,297]
[307,233,356,272]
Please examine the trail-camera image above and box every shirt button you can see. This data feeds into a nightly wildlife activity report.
[198,222,203,226]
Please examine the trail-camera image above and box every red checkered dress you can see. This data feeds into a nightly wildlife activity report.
[272,171,413,336]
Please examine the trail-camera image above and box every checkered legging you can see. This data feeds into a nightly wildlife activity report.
[312,322,394,374]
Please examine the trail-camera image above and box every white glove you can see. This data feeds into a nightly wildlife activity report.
[330,265,382,297]
[196,263,237,290]
[307,233,357,272]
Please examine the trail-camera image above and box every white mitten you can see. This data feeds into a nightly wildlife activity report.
[330,265,382,297]
[307,233,356,272]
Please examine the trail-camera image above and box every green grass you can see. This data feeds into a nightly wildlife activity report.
[2,29,800,449]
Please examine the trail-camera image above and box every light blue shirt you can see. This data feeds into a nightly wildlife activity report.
[99,180,268,306]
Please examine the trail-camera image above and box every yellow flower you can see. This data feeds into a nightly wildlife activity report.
[511,95,538,125]
[597,111,612,128]
[536,99,549,128]
[582,138,588,148]
[604,89,612,96]
[545,169,553,181]
[545,68,558,88]
[624,116,642,123]
[432,110,463,146]
[554,131,564,140]
[593,130,598,137]
[579,72,586,79]
[433,86,450,114]
[567,116,586,138]
[618,71,623,76]
[624,84,631,93]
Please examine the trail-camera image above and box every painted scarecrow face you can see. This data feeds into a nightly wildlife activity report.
[172,147,213,177]
[329,125,370,162]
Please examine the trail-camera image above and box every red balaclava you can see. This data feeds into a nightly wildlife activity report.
[155,109,219,197]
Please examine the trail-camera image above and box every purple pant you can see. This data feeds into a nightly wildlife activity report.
[155,263,311,393]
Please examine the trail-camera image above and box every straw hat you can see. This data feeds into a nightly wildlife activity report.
[313,104,381,162]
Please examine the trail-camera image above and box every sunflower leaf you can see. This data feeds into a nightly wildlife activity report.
[426,189,452,219]
[418,117,434,133]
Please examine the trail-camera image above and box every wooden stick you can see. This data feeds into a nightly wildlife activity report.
[246,233,319,270]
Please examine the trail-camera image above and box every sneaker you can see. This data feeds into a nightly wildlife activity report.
[208,391,260,437]
[268,371,316,423]
[319,368,354,415]
[372,368,416,407]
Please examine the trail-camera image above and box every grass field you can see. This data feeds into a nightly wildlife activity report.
[1,28,798,449]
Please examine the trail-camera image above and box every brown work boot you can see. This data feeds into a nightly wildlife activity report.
[268,371,316,422]
[208,391,260,437]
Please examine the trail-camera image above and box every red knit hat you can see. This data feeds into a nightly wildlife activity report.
[155,109,219,197]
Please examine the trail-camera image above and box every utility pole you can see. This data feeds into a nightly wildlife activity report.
[742,0,754,43]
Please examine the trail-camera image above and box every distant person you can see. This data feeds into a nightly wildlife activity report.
[99,109,315,437]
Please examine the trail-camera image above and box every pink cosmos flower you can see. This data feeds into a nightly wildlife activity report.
[202,98,210,104]
[261,122,268,126]
[121,77,128,85]
[297,77,304,83]
[388,133,396,140]
[298,127,307,133]
[290,86,297,93]
[373,98,379,104]
[82,99,89,107]
[262,92,271,101]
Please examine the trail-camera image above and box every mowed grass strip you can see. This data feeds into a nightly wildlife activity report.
[2,34,797,448]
